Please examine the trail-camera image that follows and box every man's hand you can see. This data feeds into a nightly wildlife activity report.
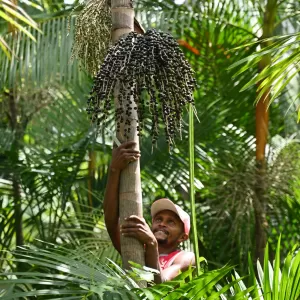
[120,215,157,246]
[111,141,140,171]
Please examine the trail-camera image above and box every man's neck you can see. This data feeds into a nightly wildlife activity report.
[158,244,179,255]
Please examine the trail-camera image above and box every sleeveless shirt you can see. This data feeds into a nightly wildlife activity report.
[159,249,183,270]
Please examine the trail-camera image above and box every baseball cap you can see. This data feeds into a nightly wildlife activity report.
[151,198,190,235]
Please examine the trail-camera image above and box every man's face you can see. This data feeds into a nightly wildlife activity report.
[151,210,187,246]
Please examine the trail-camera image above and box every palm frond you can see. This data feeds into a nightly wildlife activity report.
[7,241,297,300]
[0,243,241,299]
[0,15,85,90]
[136,0,260,38]
[230,33,300,116]
[213,238,300,299]
[0,244,135,299]
[0,81,106,263]
[0,0,43,58]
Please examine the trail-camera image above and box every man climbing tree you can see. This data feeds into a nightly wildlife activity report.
[81,0,198,278]
[104,141,195,283]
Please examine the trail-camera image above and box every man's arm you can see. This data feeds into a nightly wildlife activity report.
[121,216,195,284]
[103,141,140,253]
[121,215,163,283]
[103,166,121,252]
[144,238,162,283]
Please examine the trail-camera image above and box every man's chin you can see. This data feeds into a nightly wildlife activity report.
[154,231,168,244]
[156,238,168,245]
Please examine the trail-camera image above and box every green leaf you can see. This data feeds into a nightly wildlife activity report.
[2,3,42,33]
[0,11,37,41]
[206,277,248,300]
[285,248,300,300]
[279,247,294,299]
[230,286,255,299]
[0,36,12,59]
[186,265,235,298]
[263,242,271,300]
[189,103,201,276]
[273,236,281,300]
[0,289,88,300]
[248,252,261,299]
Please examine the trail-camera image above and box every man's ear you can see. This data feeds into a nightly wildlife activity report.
[178,233,189,244]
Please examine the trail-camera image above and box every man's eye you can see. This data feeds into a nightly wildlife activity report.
[155,218,162,222]
[168,220,175,225]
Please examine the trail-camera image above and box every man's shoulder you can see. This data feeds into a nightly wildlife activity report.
[178,250,195,258]
[174,250,195,266]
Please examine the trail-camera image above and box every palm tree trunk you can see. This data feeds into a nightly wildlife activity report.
[12,175,24,247]
[254,0,277,263]
[87,150,96,209]
[111,0,145,273]
[8,91,24,248]
[7,0,24,249]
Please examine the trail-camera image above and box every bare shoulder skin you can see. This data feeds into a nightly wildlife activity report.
[162,251,195,281]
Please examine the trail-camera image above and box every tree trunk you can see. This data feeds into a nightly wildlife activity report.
[254,0,277,263]
[8,91,24,248]
[87,150,96,209]
[111,0,145,273]
[7,1,25,264]
[12,175,24,247]
[255,87,269,263]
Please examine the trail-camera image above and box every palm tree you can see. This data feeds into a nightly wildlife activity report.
[110,0,145,273]
[252,0,278,263]
[80,0,198,273]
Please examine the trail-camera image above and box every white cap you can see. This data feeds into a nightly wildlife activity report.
[151,198,190,235]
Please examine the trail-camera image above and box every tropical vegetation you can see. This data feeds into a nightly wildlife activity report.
[0,0,299,298]
[1,237,299,298]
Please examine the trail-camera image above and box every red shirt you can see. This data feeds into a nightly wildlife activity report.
[159,250,183,270]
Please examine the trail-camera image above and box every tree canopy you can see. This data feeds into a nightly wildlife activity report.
[0,0,299,298]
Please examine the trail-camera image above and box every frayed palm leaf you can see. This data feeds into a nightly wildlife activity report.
[0,244,140,299]
[0,0,42,59]
[229,33,300,120]
[0,16,84,90]
[0,243,242,299]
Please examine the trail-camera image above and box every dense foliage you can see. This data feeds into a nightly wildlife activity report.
[1,237,299,299]
[0,0,299,298]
